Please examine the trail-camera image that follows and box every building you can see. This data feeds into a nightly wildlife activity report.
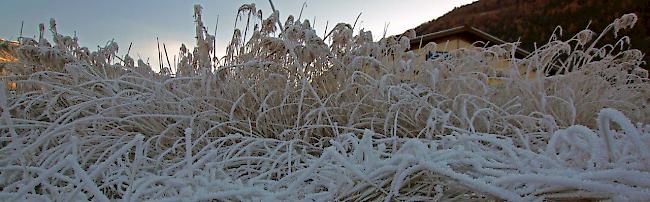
[409,25,529,57]
[408,25,534,85]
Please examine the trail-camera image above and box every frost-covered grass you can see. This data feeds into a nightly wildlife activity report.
[1,4,649,201]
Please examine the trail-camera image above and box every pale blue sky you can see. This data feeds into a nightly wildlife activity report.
[0,0,476,70]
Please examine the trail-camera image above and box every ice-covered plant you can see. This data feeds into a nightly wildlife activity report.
[0,3,648,201]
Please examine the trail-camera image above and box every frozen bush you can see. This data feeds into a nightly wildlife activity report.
[0,4,648,201]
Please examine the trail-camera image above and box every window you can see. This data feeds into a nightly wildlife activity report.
[426,51,451,61]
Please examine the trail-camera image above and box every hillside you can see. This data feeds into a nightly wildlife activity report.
[0,38,18,83]
[410,0,650,68]
[0,38,18,62]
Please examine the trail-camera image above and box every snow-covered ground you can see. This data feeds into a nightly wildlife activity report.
[1,5,649,201]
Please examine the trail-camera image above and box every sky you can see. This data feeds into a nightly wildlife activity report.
[0,0,477,71]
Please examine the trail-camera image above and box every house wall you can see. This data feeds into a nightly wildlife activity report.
[312,34,537,90]
[413,36,537,86]
[412,36,474,53]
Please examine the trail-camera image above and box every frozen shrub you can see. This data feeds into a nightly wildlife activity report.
[0,4,648,201]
